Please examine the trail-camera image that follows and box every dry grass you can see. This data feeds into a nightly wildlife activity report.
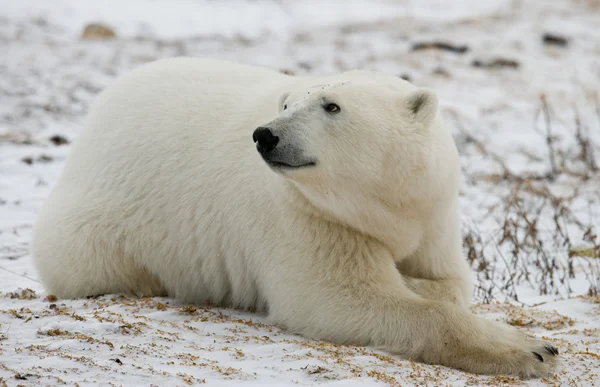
[456,96,600,303]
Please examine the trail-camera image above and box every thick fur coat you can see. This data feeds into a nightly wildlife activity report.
[32,58,558,377]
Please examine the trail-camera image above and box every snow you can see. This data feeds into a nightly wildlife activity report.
[1,0,599,385]
[0,0,513,40]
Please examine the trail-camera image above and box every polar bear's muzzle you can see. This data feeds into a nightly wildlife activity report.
[252,126,316,171]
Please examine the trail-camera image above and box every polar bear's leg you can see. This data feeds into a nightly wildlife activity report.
[267,261,558,378]
[396,206,473,308]
[32,206,166,299]
[403,277,470,308]
[33,234,166,300]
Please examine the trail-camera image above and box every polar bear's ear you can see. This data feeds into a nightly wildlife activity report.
[277,92,291,113]
[405,89,438,126]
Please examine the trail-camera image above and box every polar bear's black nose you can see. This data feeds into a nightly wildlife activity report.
[253,127,279,154]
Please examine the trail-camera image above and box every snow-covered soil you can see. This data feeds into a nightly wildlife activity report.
[1,0,599,385]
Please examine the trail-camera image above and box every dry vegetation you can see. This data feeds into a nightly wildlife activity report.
[458,95,600,303]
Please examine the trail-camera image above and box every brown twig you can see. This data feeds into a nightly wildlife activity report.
[540,94,558,179]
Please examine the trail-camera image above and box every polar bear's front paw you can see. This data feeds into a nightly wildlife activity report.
[463,334,560,378]
[508,338,559,378]
[431,322,560,378]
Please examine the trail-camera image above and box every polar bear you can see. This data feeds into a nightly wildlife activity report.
[32,58,558,377]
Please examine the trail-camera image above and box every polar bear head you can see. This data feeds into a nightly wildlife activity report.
[252,73,458,242]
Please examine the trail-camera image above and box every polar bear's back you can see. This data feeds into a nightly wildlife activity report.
[62,58,292,188]
[32,58,293,303]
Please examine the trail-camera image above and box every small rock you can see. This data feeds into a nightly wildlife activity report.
[543,33,569,47]
[81,23,117,40]
[49,134,69,146]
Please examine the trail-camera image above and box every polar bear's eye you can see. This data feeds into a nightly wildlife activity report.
[324,103,340,113]
[283,104,288,111]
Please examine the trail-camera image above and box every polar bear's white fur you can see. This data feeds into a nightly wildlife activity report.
[32,58,558,377]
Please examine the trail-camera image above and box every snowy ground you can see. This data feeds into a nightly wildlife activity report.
[1,0,600,385]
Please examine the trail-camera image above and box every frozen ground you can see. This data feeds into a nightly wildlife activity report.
[1,0,600,385]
